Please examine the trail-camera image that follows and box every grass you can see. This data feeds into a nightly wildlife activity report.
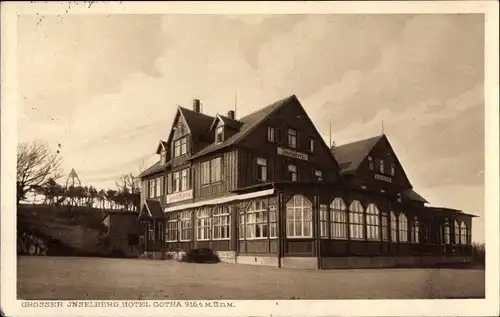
[17,256,485,300]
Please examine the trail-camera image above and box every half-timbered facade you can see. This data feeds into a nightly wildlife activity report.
[137,95,476,268]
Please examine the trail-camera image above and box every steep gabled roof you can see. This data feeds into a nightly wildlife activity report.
[188,95,297,160]
[210,114,243,130]
[138,199,164,219]
[178,107,215,143]
[334,135,384,174]
[155,141,168,154]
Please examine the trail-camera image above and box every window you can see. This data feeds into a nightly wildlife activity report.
[239,211,245,239]
[179,211,192,241]
[181,169,189,191]
[156,222,164,241]
[288,164,297,181]
[173,172,180,193]
[381,211,389,241]
[380,159,385,174]
[160,149,166,165]
[215,126,224,144]
[286,195,312,238]
[320,204,329,238]
[174,137,188,157]
[180,137,188,155]
[196,208,211,241]
[211,157,222,182]
[148,223,155,241]
[309,139,315,152]
[213,206,230,240]
[412,216,420,243]
[174,139,181,157]
[201,161,210,185]
[460,222,468,244]
[454,220,460,244]
[246,200,268,239]
[288,128,297,148]
[267,126,275,142]
[314,170,323,181]
[269,205,277,238]
[166,215,178,242]
[368,156,374,170]
[257,158,268,181]
[444,220,451,244]
[330,197,348,239]
[366,204,380,240]
[155,177,162,197]
[390,163,395,176]
[391,211,398,242]
[399,213,408,243]
[149,179,155,198]
[349,200,365,240]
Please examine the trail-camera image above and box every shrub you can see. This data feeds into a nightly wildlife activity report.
[472,242,485,265]
[184,248,220,263]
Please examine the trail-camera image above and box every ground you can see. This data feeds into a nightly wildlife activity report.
[17,256,485,300]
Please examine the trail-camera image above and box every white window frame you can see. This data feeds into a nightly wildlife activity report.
[173,172,180,193]
[286,195,313,238]
[257,157,268,181]
[454,220,460,244]
[315,169,323,181]
[196,208,212,241]
[349,200,365,240]
[211,157,222,182]
[181,169,189,191]
[166,217,179,242]
[245,200,268,240]
[366,204,380,241]
[288,164,297,181]
[320,204,329,239]
[288,128,297,149]
[391,211,398,242]
[330,197,348,239]
[309,139,315,152]
[460,222,468,244]
[201,161,210,185]
[399,213,408,243]
[380,159,385,174]
[180,137,188,155]
[412,216,420,243]
[212,206,230,240]
[174,139,181,157]
[215,126,224,144]
[267,126,275,142]
[179,211,192,241]
[149,179,155,198]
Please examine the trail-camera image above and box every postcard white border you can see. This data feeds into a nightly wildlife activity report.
[1,1,499,317]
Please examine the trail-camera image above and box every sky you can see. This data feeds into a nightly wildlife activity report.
[17,14,485,241]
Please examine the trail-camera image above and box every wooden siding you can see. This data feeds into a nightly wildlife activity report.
[237,98,339,189]
[193,149,238,200]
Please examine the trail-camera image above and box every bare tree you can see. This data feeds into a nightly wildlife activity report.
[17,140,63,205]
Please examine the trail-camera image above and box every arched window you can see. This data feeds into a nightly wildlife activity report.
[381,210,389,241]
[330,198,348,239]
[390,211,398,242]
[454,220,460,244]
[286,195,312,238]
[412,216,420,243]
[444,218,451,244]
[366,204,380,240]
[320,204,329,239]
[399,213,408,243]
[460,222,468,244]
[349,200,365,240]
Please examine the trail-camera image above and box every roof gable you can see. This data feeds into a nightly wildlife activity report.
[334,135,384,174]
[138,199,164,219]
[155,140,168,155]
[189,95,297,160]
[209,114,242,131]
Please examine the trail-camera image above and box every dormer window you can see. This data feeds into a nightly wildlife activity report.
[368,156,374,170]
[173,137,188,157]
[215,126,224,144]
[160,149,167,165]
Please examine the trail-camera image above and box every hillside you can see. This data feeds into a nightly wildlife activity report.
[17,204,112,256]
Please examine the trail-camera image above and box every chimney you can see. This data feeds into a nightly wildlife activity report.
[227,110,235,120]
[193,99,201,113]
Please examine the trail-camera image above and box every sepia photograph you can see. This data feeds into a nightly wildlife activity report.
[1,1,499,317]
